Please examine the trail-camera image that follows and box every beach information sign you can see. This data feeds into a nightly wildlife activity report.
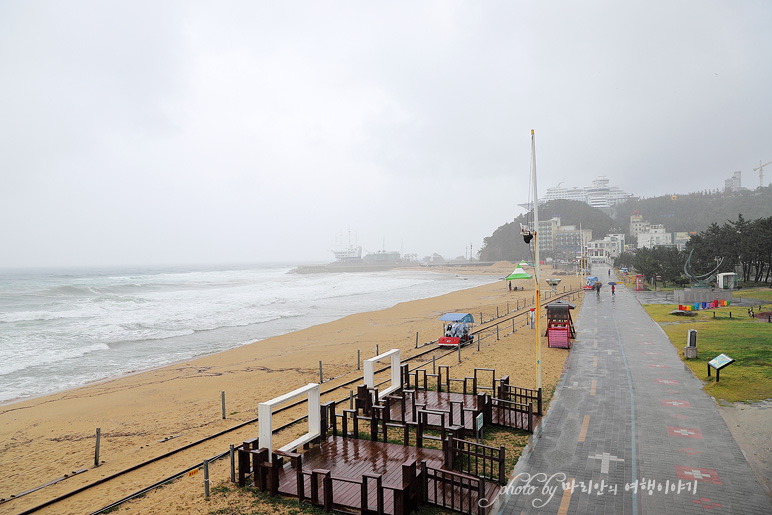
[708,353,735,382]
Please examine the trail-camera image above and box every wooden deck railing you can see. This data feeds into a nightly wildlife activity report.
[446,437,506,484]
[491,398,533,433]
[422,461,485,515]
[498,378,542,416]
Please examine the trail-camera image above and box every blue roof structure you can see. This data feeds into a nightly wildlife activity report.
[438,313,474,323]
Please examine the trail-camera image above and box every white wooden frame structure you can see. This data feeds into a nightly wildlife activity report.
[258,383,320,462]
[363,348,401,401]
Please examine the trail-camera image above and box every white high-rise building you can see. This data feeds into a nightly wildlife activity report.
[538,176,633,209]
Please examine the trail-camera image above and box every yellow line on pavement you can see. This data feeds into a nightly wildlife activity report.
[557,477,573,515]
[578,415,590,442]
[591,380,597,396]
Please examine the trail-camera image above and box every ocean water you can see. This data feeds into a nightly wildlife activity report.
[0,264,495,403]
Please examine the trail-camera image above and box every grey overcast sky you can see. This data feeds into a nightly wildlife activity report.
[1,1,771,267]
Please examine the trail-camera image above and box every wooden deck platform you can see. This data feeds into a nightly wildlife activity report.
[274,436,500,514]
[386,390,539,433]
[388,390,479,429]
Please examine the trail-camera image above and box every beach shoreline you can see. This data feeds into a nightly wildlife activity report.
[0,265,500,409]
[0,262,582,514]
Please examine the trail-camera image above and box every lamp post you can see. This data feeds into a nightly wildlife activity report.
[532,130,542,390]
[520,130,542,390]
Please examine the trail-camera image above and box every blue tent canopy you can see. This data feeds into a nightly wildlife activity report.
[439,313,475,323]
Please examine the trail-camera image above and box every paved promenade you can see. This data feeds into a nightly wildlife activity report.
[498,266,772,514]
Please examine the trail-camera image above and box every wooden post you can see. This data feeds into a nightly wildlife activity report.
[357,349,360,370]
[496,325,499,340]
[221,391,226,419]
[458,343,461,363]
[433,353,436,374]
[376,343,379,355]
[349,390,354,409]
[229,444,235,483]
[507,302,509,314]
[415,332,419,348]
[319,361,323,383]
[497,306,499,318]
[94,427,101,467]
[204,459,210,498]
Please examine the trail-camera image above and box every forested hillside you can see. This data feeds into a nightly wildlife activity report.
[479,186,772,262]
[615,185,772,233]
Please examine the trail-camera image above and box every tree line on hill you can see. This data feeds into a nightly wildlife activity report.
[614,185,772,235]
[614,214,772,286]
[479,186,772,281]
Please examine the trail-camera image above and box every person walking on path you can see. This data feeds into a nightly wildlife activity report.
[595,282,602,296]
[611,284,616,296]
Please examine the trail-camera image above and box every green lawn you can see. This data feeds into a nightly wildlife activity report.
[734,287,772,303]
[643,304,772,402]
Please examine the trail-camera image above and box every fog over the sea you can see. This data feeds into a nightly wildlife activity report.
[1,1,770,267]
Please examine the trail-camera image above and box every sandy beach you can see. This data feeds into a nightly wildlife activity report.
[0,262,582,514]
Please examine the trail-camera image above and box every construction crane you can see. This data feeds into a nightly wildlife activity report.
[753,160,772,188]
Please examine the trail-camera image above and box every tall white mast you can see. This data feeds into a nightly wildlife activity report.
[531,129,542,390]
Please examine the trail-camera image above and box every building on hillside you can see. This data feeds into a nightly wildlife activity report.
[554,225,593,263]
[637,224,674,249]
[673,232,695,251]
[724,171,742,192]
[629,212,650,238]
[530,217,561,254]
[541,176,634,209]
[587,234,626,263]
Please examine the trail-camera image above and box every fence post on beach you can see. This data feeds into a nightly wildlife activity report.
[229,444,235,482]
[433,353,436,374]
[415,332,419,348]
[221,391,226,419]
[477,335,480,351]
[204,459,210,498]
[357,349,360,370]
[507,302,509,314]
[458,343,461,363]
[349,390,354,409]
[497,307,499,318]
[319,361,323,383]
[376,344,379,356]
[480,312,483,324]
[94,427,101,467]
[497,325,499,341]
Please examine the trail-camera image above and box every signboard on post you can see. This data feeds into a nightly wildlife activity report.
[476,412,484,443]
[708,353,735,382]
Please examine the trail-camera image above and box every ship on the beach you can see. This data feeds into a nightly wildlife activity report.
[293,240,414,274]
[331,245,362,263]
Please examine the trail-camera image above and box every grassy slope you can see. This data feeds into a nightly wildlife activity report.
[734,287,772,303]
[643,304,772,402]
